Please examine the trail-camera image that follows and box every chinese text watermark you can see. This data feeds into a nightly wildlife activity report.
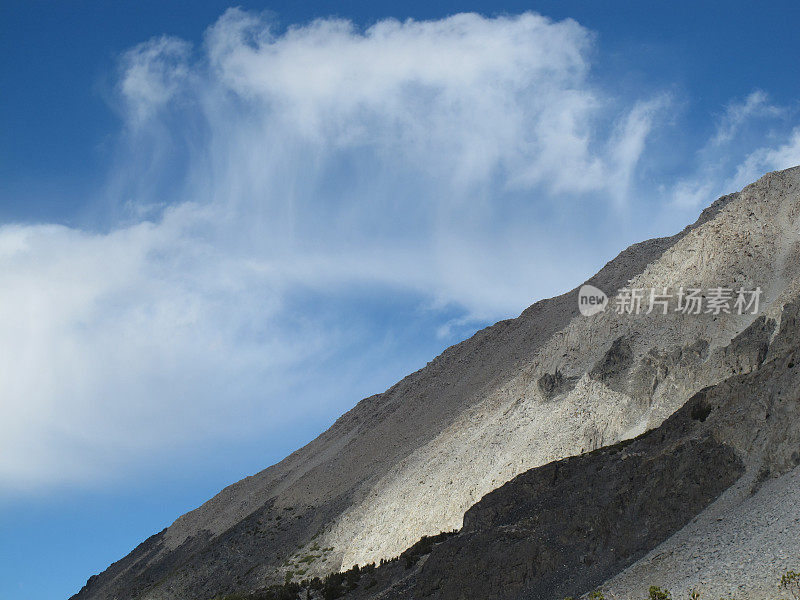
[579,285,761,317]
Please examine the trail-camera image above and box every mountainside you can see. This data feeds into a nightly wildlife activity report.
[264,299,799,600]
[387,300,800,600]
[73,166,800,600]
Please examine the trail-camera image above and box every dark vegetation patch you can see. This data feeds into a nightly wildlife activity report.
[209,531,458,600]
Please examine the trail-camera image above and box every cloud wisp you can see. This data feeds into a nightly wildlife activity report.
[670,90,800,210]
[0,10,672,491]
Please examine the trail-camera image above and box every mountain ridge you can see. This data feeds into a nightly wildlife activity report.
[73,166,800,600]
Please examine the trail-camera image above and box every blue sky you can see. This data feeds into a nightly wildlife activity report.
[2,2,800,599]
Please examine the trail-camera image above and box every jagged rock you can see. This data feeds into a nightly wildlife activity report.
[536,369,579,399]
[590,336,634,384]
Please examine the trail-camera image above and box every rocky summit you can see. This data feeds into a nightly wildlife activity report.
[73,166,800,600]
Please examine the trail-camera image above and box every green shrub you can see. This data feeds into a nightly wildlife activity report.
[321,572,344,599]
[647,586,671,600]
[782,570,800,600]
[398,530,458,570]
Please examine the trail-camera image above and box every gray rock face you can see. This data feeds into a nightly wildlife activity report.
[414,410,744,600]
[71,167,800,600]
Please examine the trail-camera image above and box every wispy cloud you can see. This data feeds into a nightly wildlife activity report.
[119,36,192,126]
[669,90,799,210]
[710,90,783,146]
[0,9,689,491]
[727,127,800,191]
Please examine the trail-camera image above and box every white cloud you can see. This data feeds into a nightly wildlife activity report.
[668,90,799,211]
[727,127,800,191]
[0,214,323,490]
[711,90,783,146]
[606,95,670,206]
[119,36,192,125]
[1,10,665,491]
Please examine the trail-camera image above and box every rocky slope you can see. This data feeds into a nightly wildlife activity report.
[269,298,799,600]
[373,300,800,599]
[72,166,800,600]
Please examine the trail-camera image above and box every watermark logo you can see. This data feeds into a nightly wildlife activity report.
[578,285,762,317]
[578,284,609,316]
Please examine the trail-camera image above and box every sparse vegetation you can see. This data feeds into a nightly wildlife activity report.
[206,531,456,600]
[212,560,798,600]
[397,530,457,570]
[782,570,800,600]
[646,586,671,600]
